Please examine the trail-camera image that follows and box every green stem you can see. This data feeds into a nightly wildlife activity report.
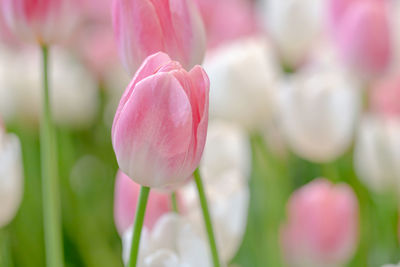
[171,192,179,213]
[0,229,10,267]
[128,186,150,267]
[40,45,64,267]
[194,169,221,267]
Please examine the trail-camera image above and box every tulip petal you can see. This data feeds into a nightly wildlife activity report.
[112,0,164,73]
[113,52,172,138]
[112,72,193,188]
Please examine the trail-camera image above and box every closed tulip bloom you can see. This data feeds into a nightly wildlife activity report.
[334,0,392,77]
[1,0,77,44]
[112,52,209,190]
[112,0,206,75]
[0,120,24,228]
[354,115,400,194]
[281,179,359,267]
[204,37,281,131]
[114,170,172,235]
[278,67,361,163]
[261,0,324,67]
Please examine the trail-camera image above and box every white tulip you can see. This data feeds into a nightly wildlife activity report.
[122,213,212,267]
[0,124,23,228]
[201,120,251,180]
[204,37,281,131]
[260,0,324,67]
[0,47,99,128]
[354,115,400,194]
[181,121,251,261]
[278,67,361,162]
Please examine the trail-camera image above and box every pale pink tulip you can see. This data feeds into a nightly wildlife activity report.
[281,179,359,267]
[112,52,209,190]
[193,0,259,49]
[371,74,400,117]
[334,0,391,76]
[114,170,172,235]
[1,0,77,44]
[112,0,206,75]
[327,0,360,36]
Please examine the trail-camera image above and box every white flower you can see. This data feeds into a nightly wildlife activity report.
[182,121,251,261]
[0,124,23,228]
[260,0,324,67]
[0,47,99,128]
[204,37,281,131]
[354,115,400,194]
[277,67,361,162]
[122,213,212,267]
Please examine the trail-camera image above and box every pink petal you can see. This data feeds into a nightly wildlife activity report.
[112,0,164,74]
[112,52,171,139]
[112,72,193,188]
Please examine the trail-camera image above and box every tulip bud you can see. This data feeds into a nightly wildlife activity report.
[261,0,324,67]
[333,0,392,77]
[112,52,209,190]
[0,121,24,228]
[114,170,172,235]
[204,37,280,131]
[278,67,361,162]
[122,213,212,266]
[354,115,400,194]
[112,0,206,75]
[281,179,359,267]
[1,0,77,44]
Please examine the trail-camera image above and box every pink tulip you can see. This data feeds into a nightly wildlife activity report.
[1,0,77,44]
[114,170,172,235]
[371,74,400,117]
[281,179,359,267]
[333,0,391,76]
[327,0,360,35]
[112,0,206,75]
[193,0,259,49]
[112,52,209,190]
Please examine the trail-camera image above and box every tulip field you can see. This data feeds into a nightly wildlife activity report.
[1,0,400,267]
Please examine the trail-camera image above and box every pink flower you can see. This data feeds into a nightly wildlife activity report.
[112,52,209,190]
[112,0,206,75]
[114,170,172,235]
[281,179,359,267]
[327,0,360,36]
[333,0,392,76]
[1,0,77,44]
[193,0,259,49]
[371,74,400,118]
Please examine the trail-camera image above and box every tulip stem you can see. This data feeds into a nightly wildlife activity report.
[171,192,179,213]
[194,169,221,267]
[128,186,150,267]
[40,45,64,267]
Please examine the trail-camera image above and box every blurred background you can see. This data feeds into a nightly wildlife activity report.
[1,0,400,266]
